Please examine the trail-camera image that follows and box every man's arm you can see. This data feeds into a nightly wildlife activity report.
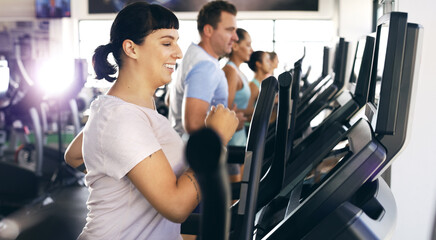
[182,60,223,134]
[183,97,210,134]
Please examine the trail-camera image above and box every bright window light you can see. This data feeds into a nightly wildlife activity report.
[275,20,335,82]
[36,59,74,99]
[0,58,10,94]
[178,20,200,55]
[78,19,334,85]
[78,20,113,88]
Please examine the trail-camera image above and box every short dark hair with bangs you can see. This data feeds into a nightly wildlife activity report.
[197,1,237,34]
[92,2,179,82]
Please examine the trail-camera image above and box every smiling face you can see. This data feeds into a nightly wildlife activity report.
[209,11,238,58]
[136,28,182,87]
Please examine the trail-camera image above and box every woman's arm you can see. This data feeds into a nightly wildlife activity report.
[223,65,240,109]
[64,131,86,172]
[243,82,259,122]
[223,66,247,131]
[127,150,200,223]
[128,104,238,223]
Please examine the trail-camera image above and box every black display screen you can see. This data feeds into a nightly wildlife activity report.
[372,23,389,108]
[366,12,408,135]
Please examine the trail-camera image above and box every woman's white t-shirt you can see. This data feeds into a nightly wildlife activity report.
[78,95,186,240]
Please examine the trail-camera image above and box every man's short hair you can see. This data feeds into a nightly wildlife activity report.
[197,1,237,34]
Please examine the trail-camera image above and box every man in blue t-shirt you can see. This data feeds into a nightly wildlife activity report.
[168,1,243,140]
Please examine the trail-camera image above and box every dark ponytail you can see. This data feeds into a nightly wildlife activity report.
[92,2,179,82]
[93,43,117,82]
[248,51,265,72]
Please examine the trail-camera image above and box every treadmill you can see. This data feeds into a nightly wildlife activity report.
[183,58,304,238]
[183,11,422,240]
[297,40,342,114]
[185,127,231,240]
[294,38,349,139]
[262,12,422,240]
[289,35,375,171]
[181,75,283,236]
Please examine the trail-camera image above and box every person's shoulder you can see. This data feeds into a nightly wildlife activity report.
[185,44,204,57]
[183,47,216,73]
[249,80,259,89]
[191,60,217,73]
[92,95,125,113]
[223,64,238,79]
[187,44,216,62]
[223,62,237,71]
[97,96,153,119]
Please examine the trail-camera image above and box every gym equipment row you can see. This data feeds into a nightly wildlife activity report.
[0,29,88,239]
[186,11,422,240]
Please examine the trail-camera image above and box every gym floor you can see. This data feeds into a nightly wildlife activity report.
[1,183,88,240]
[0,135,88,240]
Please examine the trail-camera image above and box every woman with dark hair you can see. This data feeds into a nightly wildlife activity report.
[247,50,272,106]
[268,51,279,76]
[222,28,252,182]
[64,2,238,239]
[248,50,277,123]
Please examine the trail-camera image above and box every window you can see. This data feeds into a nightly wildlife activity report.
[78,18,334,84]
[78,20,112,88]
[274,20,334,82]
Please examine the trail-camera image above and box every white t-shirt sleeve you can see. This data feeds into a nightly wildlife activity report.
[101,105,161,180]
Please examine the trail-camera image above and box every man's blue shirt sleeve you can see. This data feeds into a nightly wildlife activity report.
[184,60,218,103]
